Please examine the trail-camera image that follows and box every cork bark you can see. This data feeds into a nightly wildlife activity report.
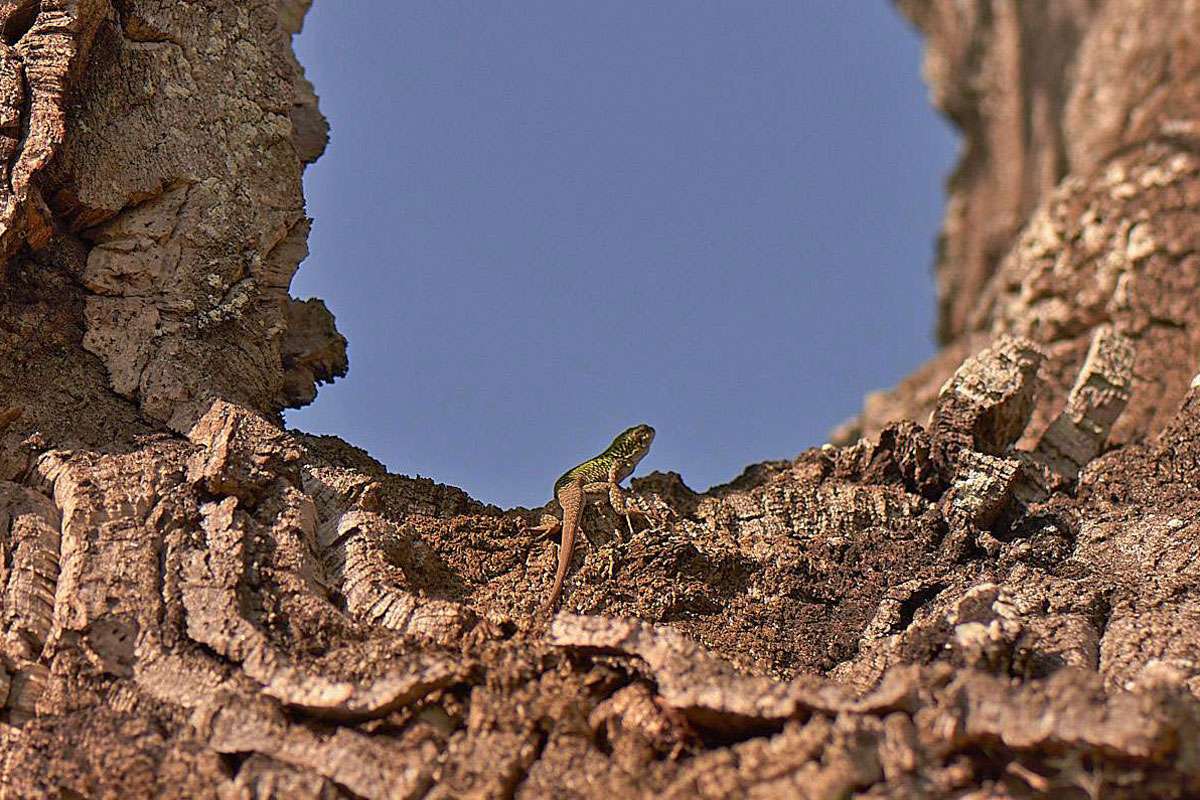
[846,0,1200,451]
[0,1,1197,797]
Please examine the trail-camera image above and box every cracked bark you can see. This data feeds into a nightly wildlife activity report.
[0,0,1195,798]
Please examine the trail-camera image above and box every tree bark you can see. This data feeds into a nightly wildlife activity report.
[0,1,1198,797]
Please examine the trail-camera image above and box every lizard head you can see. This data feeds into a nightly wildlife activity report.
[613,424,655,462]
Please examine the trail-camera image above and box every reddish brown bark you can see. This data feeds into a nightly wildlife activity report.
[0,1,1197,797]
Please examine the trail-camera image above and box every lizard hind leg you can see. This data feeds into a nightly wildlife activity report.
[0,405,21,434]
[530,513,562,538]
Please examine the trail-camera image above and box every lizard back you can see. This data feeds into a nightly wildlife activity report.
[552,424,655,495]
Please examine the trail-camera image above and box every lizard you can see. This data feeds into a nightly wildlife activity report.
[534,424,655,615]
[0,405,20,433]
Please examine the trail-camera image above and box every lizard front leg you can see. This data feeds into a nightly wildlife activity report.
[606,461,648,535]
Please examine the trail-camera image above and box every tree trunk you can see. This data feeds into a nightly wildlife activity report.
[0,1,1197,797]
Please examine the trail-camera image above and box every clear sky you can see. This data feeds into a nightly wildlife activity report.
[287,2,958,509]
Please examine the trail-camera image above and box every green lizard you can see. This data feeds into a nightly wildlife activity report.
[534,424,655,614]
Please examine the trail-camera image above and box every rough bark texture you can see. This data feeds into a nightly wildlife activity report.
[844,0,1200,450]
[0,0,1197,797]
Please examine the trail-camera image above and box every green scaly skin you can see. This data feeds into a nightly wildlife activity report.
[537,424,655,615]
[553,424,655,494]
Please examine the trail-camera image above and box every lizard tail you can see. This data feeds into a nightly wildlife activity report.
[540,480,583,616]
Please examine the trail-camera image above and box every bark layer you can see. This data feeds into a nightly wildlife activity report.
[847,0,1200,450]
[0,1,1197,798]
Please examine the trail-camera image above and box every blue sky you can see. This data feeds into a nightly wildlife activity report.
[287,2,957,508]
